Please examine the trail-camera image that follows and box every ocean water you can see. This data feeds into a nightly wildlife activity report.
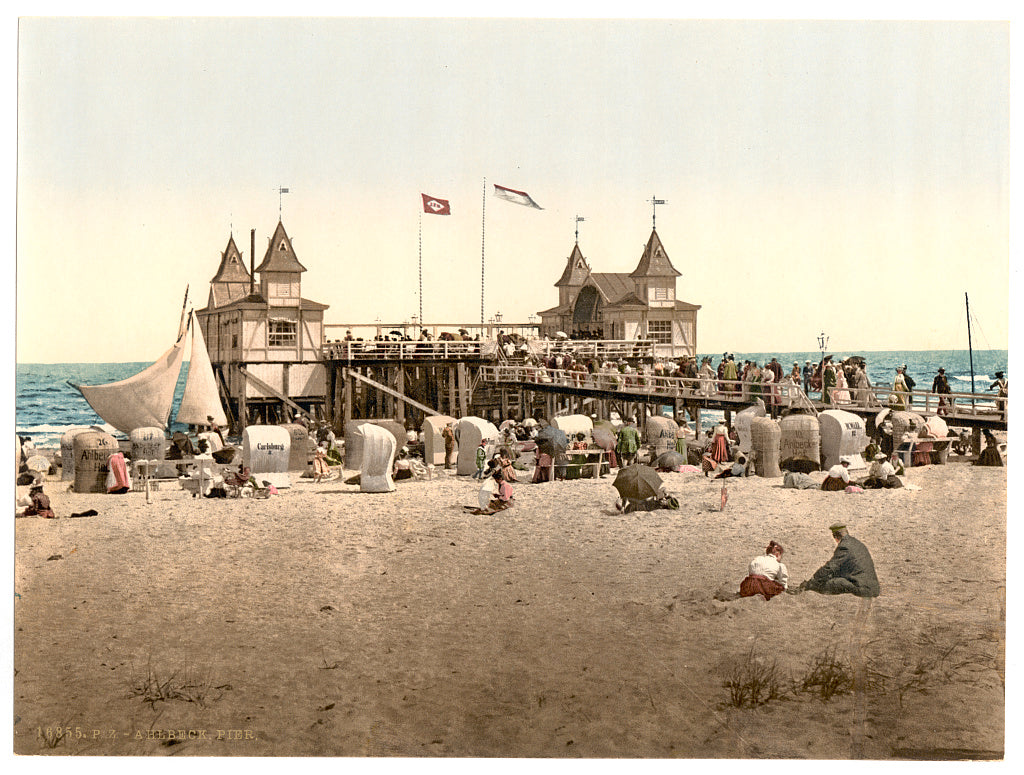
[16,362,195,448]
[15,350,1007,447]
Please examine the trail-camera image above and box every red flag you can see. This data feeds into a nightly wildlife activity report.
[421,194,451,215]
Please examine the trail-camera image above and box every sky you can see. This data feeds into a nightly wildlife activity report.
[14,14,1012,363]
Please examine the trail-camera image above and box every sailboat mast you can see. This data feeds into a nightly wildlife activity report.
[966,292,976,394]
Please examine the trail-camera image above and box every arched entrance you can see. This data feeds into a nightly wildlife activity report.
[572,286,603,337]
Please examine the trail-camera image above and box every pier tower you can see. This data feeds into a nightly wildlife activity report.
[197,220,329,429]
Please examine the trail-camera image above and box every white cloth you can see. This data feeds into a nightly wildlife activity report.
[826,463,850,483]
[747,554,789,589]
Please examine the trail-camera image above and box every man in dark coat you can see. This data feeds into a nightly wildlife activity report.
[797,524,880,597]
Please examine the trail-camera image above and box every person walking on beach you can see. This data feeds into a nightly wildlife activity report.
[471,439,488,479]
[932,368,951,416]
[739,540,789,600]
[615,421,641,468]
[793,524,880,598]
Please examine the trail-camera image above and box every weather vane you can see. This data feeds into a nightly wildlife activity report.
[276,186,291,219]
[575,215,585,243]
[647,195,667,229]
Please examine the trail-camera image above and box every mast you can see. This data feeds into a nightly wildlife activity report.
[481,177,487,326]
[966,292,976,393]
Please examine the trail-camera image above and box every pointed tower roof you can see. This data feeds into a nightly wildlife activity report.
[629,229,680,278]
[210,234,252,284]
[207,234,256,309]
[555,243,592,287]
[255,220,307,273]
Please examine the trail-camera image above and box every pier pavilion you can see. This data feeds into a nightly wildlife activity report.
[537,228,701,360]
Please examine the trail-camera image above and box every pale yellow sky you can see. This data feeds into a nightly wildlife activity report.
[15,15,1011,362]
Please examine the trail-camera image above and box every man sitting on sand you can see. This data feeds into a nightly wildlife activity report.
[792,524,880,598]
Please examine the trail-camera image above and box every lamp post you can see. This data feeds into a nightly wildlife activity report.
[817,331,829,360]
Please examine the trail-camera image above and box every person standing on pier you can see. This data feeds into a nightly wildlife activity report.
[932,368,951,416]
[902,365,916,406]
[892,367,909,411]
[802,360,813,395]
[821,357,836,405]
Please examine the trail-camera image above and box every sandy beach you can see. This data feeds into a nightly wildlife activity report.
[13,459,1005,758]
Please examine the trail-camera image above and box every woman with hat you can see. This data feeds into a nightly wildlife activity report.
[863,452,902,489]
[820,458,852,491]
[739,540,789,600]
[19,483,55,519]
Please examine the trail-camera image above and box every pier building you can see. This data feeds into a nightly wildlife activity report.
[537,228,700,359]
[196,221,329,428]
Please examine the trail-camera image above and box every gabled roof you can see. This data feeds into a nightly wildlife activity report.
[554,243,592,287]
[605,292,648,309]
[255,220,307,274]
[630,229,680,278]
[590,273,634,305]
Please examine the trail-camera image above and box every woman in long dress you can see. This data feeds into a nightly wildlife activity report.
[834,365,851,403]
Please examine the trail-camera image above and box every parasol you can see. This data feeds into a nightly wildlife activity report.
[534,426,568,457]
[653,451,686,470]
[613,465,663,502]
[522,418,538,428]
[591,427,616,451]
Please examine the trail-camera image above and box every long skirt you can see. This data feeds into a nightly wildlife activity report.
[821,475,847,491]
[739,574,786,600]
[710,435,729,463]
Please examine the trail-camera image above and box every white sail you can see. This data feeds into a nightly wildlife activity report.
[176,311,228,427]
[75,339,187,434]
[72,287,191,434]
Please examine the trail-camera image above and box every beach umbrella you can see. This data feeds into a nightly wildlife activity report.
[591,427,616,451]
[555,331,569,339]
[535,426,568,457]
[654,451,686,470]
[613,465,663,502]
[522,418,538,428]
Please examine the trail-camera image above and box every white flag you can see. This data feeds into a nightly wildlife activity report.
[494,184,542,209]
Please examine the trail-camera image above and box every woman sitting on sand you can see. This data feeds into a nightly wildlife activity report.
[739,540,789,600]
[18,484,55,519]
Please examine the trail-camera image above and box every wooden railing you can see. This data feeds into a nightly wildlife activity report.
[322,340,498,361]
[479,364,815,410]
[824,386,1007,420]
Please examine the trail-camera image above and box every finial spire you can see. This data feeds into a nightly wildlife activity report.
[647,195,667,229]
[574,215,585,243]
[277,186,290,219]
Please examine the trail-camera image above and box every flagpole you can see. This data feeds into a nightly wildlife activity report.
[481,177,487,327]
[418,210,423,333]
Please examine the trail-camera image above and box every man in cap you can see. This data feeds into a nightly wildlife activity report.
[794,524,880,598]
[802,360,813,394]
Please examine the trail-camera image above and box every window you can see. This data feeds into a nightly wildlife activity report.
[647,320,672,344]
[268,319,297,347]
[653,286,672,301]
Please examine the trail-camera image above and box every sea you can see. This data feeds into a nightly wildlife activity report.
[15,350,1008,449]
